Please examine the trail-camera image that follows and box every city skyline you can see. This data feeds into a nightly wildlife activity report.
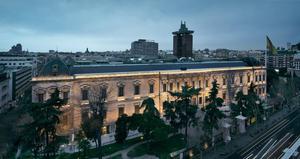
[0,0,299,52]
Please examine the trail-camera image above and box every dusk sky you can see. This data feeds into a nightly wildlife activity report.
[0,0,299,52]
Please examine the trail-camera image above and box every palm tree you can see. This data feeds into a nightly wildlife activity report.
[202,80,225,147]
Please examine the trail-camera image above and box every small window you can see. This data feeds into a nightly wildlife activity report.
[177,82,180,90]
[205,96,209,103]
[169,83,173,91]
[198,80,201,88]
[240,75,243,84]
[192,81,195,88]
[262,74,265,81]
[63,92,69,100]
[149,84,154,94]
[222,92,226,99]
[134,85,140,95]
[100,87,107,99]
[255,75,258,82]
[118,86,124,97]
[205,80,209,88]
[185,82,188,87]
[247,75,251,83]
[82,89,89,100]
[101,125,110,135]
[163,84,167,92]
[118,107,125,117]
[38,94,44,103]
[199,97,203,104]
[134,105,140,114]
[223,78,226,85]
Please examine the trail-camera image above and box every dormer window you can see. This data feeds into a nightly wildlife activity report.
[52,64,58,76]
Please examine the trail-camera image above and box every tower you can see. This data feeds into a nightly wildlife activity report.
[172,21,194,58]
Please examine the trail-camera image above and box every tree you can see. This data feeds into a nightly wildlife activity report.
[75,130,91,159]
[128,98,169,143]
[246,83,264,123]
[115,114,129,144]
[87,85,109,159]
[230,91,248,117]
[202,80,225,147]
[163,86,200,142]
[22,88,66,158]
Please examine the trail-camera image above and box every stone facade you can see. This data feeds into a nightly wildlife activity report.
[32,66,266,136]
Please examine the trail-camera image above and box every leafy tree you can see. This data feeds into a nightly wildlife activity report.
[87,85,108,159]
[81,117,99,146]
[163,86,200,142]
[115,114,129,144]
[22,88,66,158]
[202,80,225,146]
[242,57,261,66]
[246,83,264,123]
[128,98,169,143]
[230,91,248,117]
[75,130,91,159]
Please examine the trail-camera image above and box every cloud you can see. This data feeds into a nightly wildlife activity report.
[0,0,299,51]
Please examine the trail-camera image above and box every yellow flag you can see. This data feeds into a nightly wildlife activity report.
[266,36,277,55]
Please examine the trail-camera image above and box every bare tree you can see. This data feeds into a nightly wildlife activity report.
[88,83,110,159]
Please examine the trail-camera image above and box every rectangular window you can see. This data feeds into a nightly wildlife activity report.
[118,86,124,97]
[134,105,140,114]
[101,125,110,135]
[163,84,167,92]
[255,75,258,82]
[240,76,243,84]
[118,107,124,117]
[177,82,180,90]
[63,92,69,100]
[38,94,44,103]
[149,84,154,94]
[223,78,226,85]
[259,75,262,81]
[222,92,226,99]
[198,80,201,88]
[192,81,195,88]
[185,82,188,87]
[199,97,203,104]
[134,85,140,95]
[205,80,209,88]
[231,77,235,84]
[100,87,107,99]
[82,89,89,100]
[248,75,251,83]
[205,96,209,103]
[263,74,265,81]
[169,83,173,91]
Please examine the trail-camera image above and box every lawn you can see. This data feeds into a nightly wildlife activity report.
[59,136,142,158]
[127,134,186,159]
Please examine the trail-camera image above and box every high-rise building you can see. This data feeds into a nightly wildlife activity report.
[131,39,158,56]
[172,21,194,58]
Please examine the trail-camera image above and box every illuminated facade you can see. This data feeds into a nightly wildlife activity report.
[32,59,266,137]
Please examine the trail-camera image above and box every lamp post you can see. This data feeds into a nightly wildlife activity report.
[255,100,260,131]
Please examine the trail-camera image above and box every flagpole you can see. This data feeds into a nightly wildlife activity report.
[265,36,268,112]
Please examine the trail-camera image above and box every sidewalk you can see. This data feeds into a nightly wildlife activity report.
[202,106,299,159]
